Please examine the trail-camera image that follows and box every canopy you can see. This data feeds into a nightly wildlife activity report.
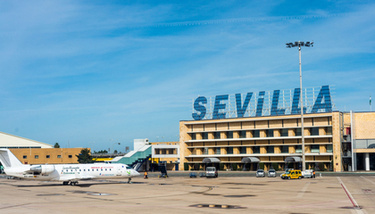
[241,157,260,163]
[285,156,302,162]
[202,157,221,163]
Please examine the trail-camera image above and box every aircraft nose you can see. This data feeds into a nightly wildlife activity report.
[134,170,141,177]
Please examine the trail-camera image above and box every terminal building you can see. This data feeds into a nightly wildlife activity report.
[179,86,375,172]
[0,131,84,164]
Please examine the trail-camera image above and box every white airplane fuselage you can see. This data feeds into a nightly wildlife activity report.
[0,149,140,184]
[5,163,139,182]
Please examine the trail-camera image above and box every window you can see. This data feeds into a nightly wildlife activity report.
[295,145,302,153]
[215,148,221,155]
[267,146,274,153]
[240,147,247,154]
[311,145,320,153]
[227,147,233,154]
[281,146,289,153]
[227,131,233,139]
[267,129,274,137]
[46,155,50,159]
[253,130,260,138]
[57,155,61,158]
[326,144,333,153]
[191,133,196,140]
[34,155,39,159]
[295,128,301,136]
[23,155,27,159]
[214,132,220,139]
[281,129,288,137]
[310,128,319,136]
[253,146,260,154]
[202,132,208,139]
[239,131,246,138]
[203,147,208,155]
[326,127,332,135]
[68,155,72,158]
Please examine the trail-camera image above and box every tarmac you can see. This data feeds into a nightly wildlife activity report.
[0,172,374,214]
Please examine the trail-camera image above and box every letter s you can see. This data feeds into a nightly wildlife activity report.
[192,96,207,120]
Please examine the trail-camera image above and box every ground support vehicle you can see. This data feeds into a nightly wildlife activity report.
[281,170,302,179]
[205,167,218,178]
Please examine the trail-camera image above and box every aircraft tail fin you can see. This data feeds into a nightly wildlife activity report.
[0,149,23,168]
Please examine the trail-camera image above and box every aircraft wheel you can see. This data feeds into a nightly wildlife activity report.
[63,181,69,185]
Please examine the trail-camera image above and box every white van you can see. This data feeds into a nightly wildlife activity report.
[205,167,218,178]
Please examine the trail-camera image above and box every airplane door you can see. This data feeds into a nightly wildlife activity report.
[116,166,122,176]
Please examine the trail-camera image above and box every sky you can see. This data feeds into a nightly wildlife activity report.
[1,0,375,152]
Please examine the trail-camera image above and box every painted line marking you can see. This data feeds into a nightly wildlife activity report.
[360,176,375,186]
[297,182,310,198]
[337,177,364,214]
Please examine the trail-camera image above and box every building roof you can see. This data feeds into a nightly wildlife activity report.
[0,131,53,148]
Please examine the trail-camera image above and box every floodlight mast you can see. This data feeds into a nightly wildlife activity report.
[286,41,314,171]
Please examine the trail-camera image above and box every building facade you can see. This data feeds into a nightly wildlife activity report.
[180,112,338,171]
[10,148,85,164]
[179,86,375,172]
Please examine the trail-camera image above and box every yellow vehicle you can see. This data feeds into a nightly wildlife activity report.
[281,170,302,179]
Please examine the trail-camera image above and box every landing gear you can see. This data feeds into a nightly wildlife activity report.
[128,178,132,184]
[62,181,78,186]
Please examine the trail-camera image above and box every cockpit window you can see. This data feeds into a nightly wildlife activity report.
[126,166,133,169]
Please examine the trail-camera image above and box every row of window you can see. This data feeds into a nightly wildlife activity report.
[154,149,177,155]
[23,155,73,159]
[190,127,332,140]
[191,145,333,155]
[63,168,112,172]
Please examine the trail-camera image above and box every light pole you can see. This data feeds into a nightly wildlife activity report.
[286,41,313,171]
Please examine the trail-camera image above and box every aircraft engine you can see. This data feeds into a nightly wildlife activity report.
[30,165,55,174]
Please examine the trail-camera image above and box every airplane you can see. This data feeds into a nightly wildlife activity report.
[0,149,140,185]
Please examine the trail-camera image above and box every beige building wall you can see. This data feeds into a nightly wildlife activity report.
[10,148,84,164]
[354,112,375,139]
[180,112,337,171]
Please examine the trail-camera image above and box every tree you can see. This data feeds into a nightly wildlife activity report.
[76,148,94,163]
[94,150,108,154]
[54,142,60,148]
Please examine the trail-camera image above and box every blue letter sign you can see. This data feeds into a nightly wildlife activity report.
[312,85,332,113]
[213,95,229,119]
[192,96,207,120]
[191,85,333,120]
[236,93,253,118]
[271,90,286,116]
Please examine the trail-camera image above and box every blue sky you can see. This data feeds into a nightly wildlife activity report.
[1,0,374,152]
